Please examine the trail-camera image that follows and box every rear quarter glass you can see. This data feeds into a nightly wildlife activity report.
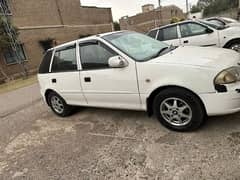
[39,50,53,74]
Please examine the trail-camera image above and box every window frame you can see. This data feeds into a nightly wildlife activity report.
[4,44,28,65]
[78,40,119,71]
[179,22,209,38]
[49,42,79,73]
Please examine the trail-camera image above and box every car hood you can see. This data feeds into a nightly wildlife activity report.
[220,26,240,36]
[151,46,240,70]
[228,22,240,27]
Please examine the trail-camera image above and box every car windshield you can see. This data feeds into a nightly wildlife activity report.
[199,20,226,30]
[103,31,169,62]
[221,17,238,23]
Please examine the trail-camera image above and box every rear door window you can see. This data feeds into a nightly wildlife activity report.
[51,45,77,73]
[157,26,178,41]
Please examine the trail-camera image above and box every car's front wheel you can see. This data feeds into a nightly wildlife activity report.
[226,40,240,52]
[48,91,73,117]
[153,88,205,131]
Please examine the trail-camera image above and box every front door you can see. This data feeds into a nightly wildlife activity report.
[48,43,87,106]
[179,22,219,47]
[79,40,141,110]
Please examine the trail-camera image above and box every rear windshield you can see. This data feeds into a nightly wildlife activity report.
[198,20,226,30]
[38,50,53,74]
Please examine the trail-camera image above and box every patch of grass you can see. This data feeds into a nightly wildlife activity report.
[0,75,37,94]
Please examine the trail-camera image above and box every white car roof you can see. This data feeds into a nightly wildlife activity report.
[49,31,128,51]
[149,20,196,32]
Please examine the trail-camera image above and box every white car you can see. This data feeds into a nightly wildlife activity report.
[38,31,240,131]
[147,20,240,52]
[206,17,240,27]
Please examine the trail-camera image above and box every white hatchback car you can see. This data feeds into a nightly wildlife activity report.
[147,20,240,52]
[38,31,240,131]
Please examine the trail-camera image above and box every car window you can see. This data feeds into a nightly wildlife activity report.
[147,29,158,39]
[79,41,117,70]
[157,26,178,41]
[51,45,77,73]
[39,50,53,74]
[208,19,225,26]
[180,23,208,38]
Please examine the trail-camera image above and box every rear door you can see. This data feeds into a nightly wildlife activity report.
[179,22,219,47]
[157,25,181,46]
[48,43,87,106]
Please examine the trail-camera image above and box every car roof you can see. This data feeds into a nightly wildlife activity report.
[149,20,196,32]
[48,30,129,51]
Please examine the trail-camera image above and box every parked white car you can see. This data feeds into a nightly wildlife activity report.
[206,17,240,27]
[147,20,240,52]
[38,31,240,131]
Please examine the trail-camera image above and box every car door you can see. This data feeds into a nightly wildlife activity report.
[157,25,181,46]
[79,39,141,110]
[179,22,219,47]
[48,43,87,106]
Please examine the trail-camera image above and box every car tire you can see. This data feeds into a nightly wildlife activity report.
[47,91,73,117]
[153,88,205,132]
[226,40,240,52]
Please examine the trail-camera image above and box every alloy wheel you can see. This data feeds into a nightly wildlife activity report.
[51,95,64,114]
[160,97,192,126]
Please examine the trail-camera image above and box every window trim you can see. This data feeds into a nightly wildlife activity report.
[49,43,79,73]
[78,40,119,71]
[179,22,210,38]
[4,44,28,66]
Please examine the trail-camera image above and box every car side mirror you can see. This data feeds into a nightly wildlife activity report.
[108,56,128,68]
[206,28,214,33]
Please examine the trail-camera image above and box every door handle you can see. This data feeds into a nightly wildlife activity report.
[183,40,189,44]
[84,77,91,82]
[52,79,57,83]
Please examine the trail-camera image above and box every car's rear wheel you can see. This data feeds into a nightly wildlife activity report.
[48,92,73,117]
[153,88,205,131]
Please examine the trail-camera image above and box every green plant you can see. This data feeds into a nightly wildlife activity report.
[113,21,120,31]
[170,17,181,24]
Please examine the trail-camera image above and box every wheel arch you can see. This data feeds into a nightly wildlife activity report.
[44,89,59,106]
[223,38,240,48]
[146,85,206,116]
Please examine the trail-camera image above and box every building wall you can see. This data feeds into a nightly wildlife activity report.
[120,5,185,33]
[0,0,113,80]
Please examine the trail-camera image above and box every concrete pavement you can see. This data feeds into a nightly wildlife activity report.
[0,83,41,118]
[0,84,240,179]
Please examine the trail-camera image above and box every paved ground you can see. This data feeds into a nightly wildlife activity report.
[1,84,240,179]
[0,83,41,118]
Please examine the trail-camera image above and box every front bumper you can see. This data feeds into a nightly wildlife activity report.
[200,84,240,116]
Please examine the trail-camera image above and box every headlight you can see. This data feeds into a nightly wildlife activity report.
[215,67,240,85]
